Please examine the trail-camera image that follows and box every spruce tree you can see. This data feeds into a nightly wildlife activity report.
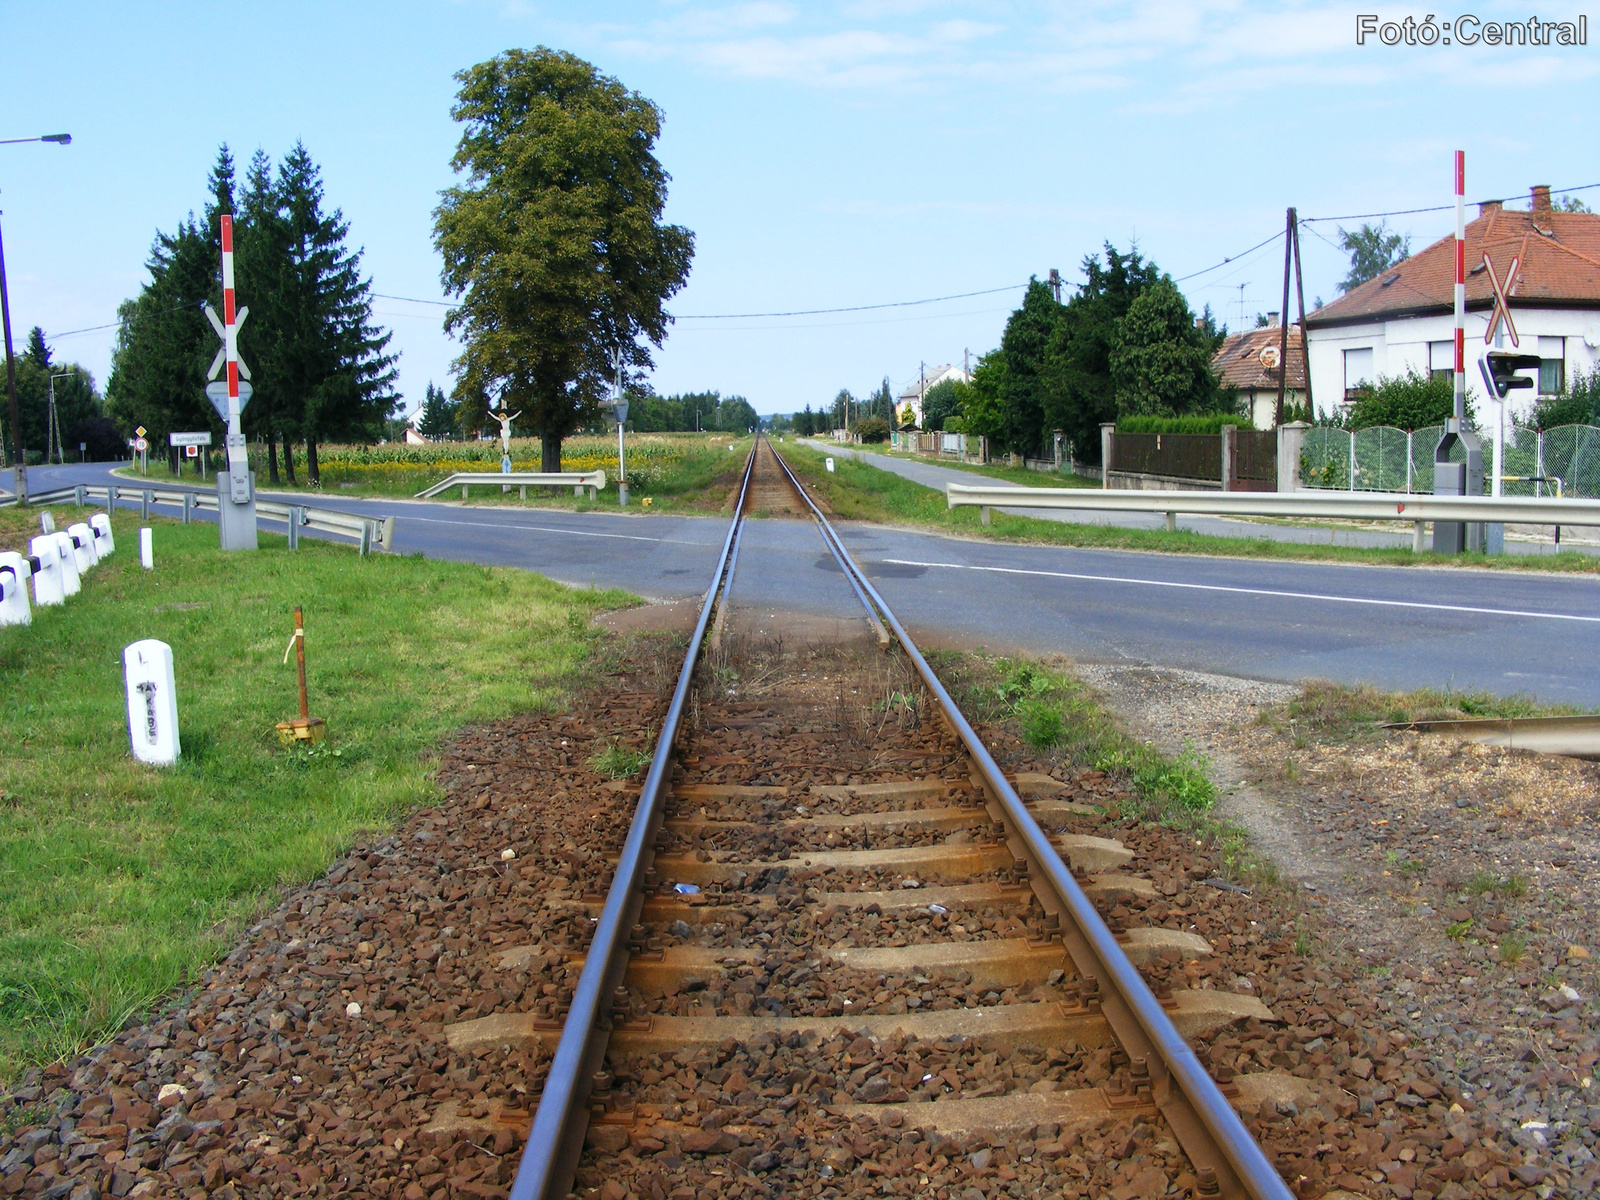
[270,142,397,484]
[416,382,457,439]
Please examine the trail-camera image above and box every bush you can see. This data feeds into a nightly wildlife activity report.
[1117,413,1251,435]
[855,416,890,443]
[1534,365,1600,428]
[1346,367,1466,431]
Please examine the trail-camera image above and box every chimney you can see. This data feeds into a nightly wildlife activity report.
[1266,311,1280,327]
[1532,185,1552,212]
[1479,199,1502,218]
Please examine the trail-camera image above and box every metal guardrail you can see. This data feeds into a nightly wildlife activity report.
[415,470,606,500]
[22,484,394,554]
[1382,713,1600,759]
[946,481,1600,529]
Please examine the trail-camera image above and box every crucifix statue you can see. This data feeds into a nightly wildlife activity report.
[492,407,521,472]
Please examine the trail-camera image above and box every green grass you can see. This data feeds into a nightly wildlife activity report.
[932,653,1218,815]
[776,440,1600,574]
[118,432,754,514]
[591,740,652,779]
[799,436,1100,490]
[0,503,635,1076]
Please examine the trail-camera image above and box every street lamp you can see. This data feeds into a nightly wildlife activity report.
[2,132,72,504]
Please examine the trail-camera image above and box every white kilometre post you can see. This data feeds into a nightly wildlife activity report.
[124,639,180,766]
[215,215,258,550]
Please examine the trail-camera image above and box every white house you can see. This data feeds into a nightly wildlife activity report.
[1305,186,1600,423]
[896,364,972,427]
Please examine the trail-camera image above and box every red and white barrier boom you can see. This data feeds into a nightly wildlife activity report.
[202,215,258,549]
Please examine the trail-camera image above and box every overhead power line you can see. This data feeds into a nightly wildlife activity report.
[1302,181,1600,224]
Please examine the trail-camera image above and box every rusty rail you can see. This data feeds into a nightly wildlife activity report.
[765,439,1294,1200]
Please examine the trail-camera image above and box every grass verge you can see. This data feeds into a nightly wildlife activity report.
[0,502,635,1077]
[775,440,1600,574]
[117,432,754,514]
[931,652,1218,816]
[795,437,1100,490]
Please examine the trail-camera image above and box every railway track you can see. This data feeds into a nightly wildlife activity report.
[473,438,1295,1200]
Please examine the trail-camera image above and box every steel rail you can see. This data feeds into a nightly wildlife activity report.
[509,444,759,1200]
[760,438,890,646]
[766,442,1294,1200]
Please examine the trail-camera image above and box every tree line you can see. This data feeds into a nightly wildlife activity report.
[790,246,1231,462]
[413,380,756,438]
[106,144,396,486]
[2,328,122,464]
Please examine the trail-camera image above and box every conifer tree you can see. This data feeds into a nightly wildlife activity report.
[416,382,457,439]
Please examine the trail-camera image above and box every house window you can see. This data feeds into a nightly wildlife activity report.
[1538,336,1565,395]
[1343,347,1375,400]
[1428,340,1455,383]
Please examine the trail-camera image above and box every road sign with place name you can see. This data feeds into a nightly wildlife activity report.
[205,380,253,420]
[169,431,214,447]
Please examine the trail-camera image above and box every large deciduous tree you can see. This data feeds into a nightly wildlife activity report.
[1337,221,1409,293]
[434,48,694,472]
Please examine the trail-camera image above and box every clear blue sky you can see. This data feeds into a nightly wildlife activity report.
[3,2,1595,418]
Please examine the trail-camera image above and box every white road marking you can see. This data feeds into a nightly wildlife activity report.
[395,515,671,544]
[879,558,1600,624]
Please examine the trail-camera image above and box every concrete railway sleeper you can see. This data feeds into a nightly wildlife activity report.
[502,439,1295,1200]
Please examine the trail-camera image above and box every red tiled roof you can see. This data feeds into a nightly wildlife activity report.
[1307,205,1600,327]
[1212,325,1307,390]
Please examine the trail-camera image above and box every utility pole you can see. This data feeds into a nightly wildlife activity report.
[0,210,23,502]
[1276,207,1293,427]
[1048,269,1062,303]
[1292,212,1312,418]
[964,347,970,376]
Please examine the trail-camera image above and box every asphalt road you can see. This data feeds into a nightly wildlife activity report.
[9,462,1598,705]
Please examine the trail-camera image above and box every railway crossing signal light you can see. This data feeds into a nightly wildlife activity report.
[1481,351,1540,399]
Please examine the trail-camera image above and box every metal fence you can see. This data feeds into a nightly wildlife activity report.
[1110,431,1221,481]
[1233,430,1278,489]
[1301,423,1600,499]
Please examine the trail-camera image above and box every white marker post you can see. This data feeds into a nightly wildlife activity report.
[140,527,154,570]
[67,521,98,573]
[27,536,63,606]
[0,552,31,626]
[90,513,115,557]
[124,639,180,766]
[51,532,81,597]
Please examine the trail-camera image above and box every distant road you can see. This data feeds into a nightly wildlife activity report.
[9,462,1598,705]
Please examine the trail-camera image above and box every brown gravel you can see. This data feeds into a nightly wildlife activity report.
[1076,661,1600,1199]
[2,637,1591,1200]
